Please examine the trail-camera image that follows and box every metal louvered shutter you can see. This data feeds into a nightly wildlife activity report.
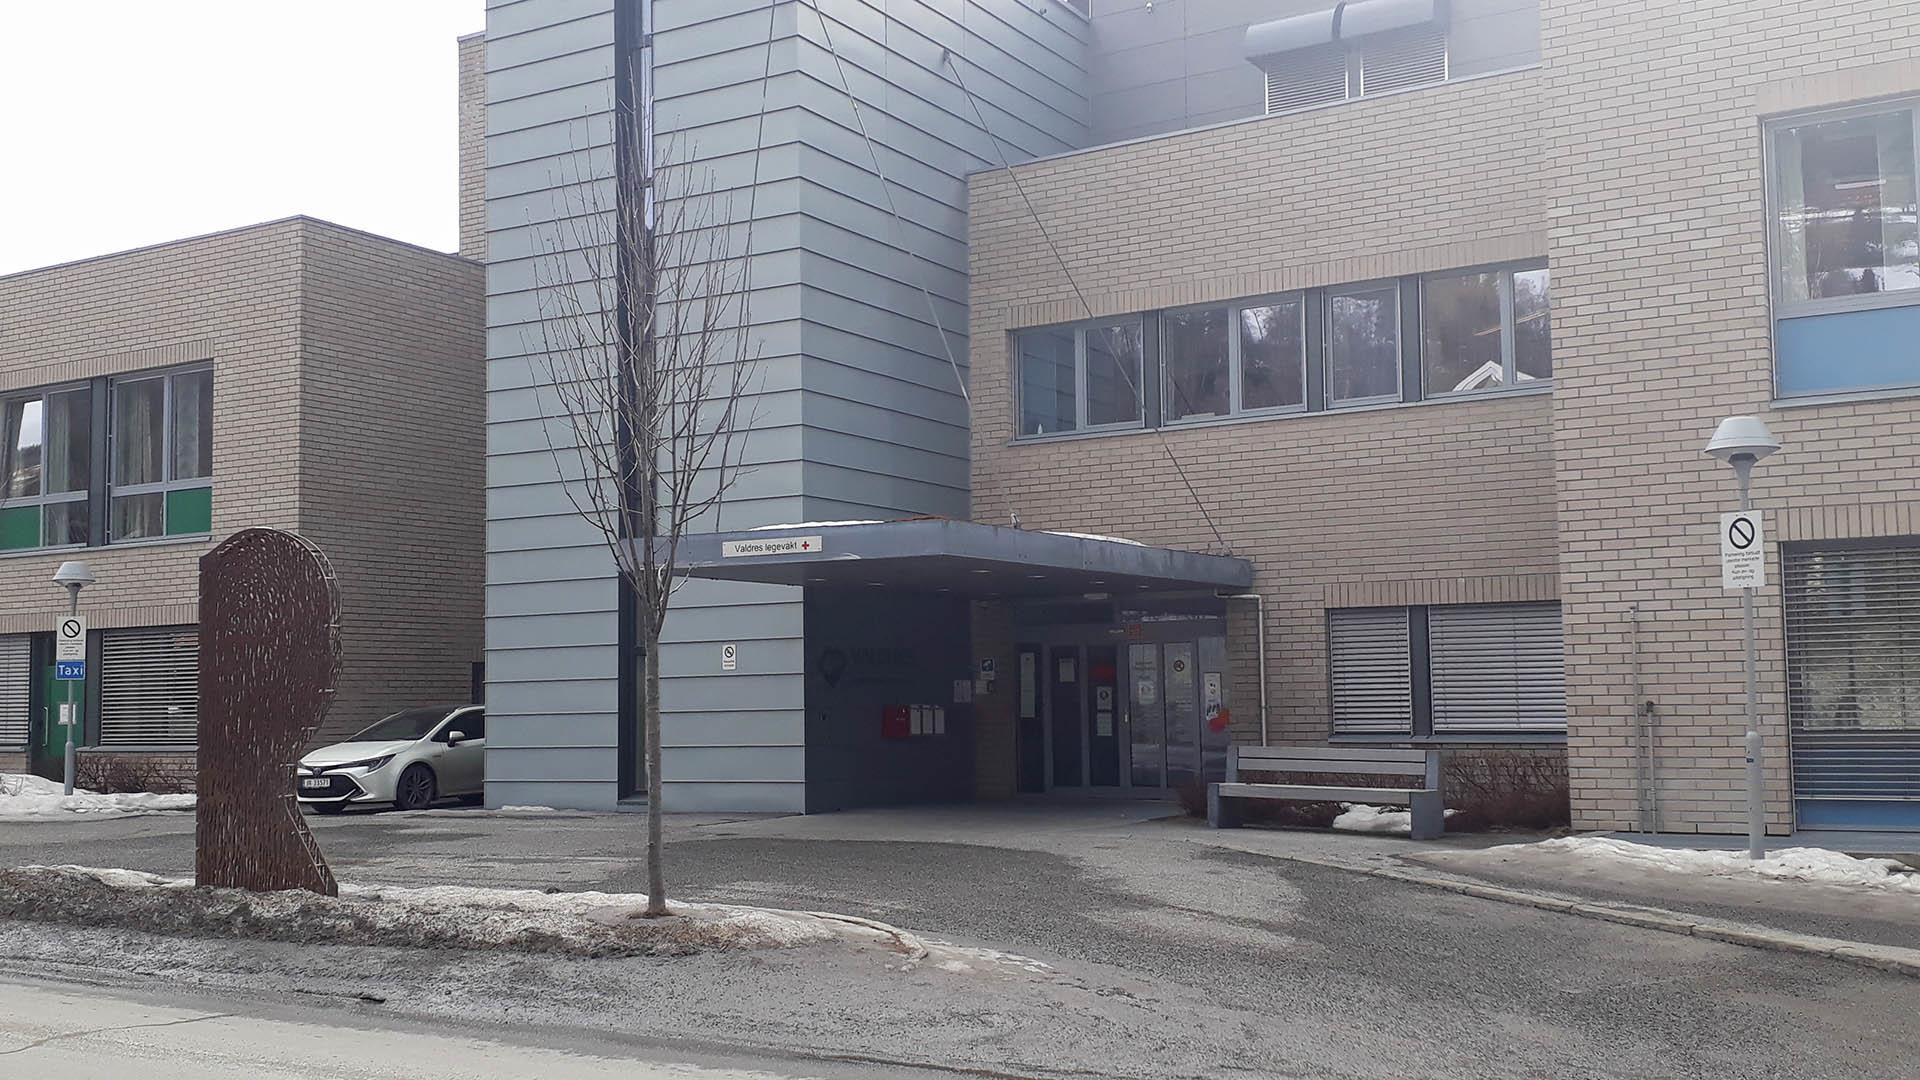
[1785,546,1920,806]
[1358,26,1448,97]
[1429,603,1566,733]
[0,635,28,747]
[1330,608,1412,734]
[99,627,199,747]
[1264,45,1351,114]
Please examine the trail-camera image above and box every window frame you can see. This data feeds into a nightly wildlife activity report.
[1419,260,1552,400]
[108,364,213,544]
[1159,293,1309,426]
[1326,603,1568,742]
[1763,97,1920,323]
[0,381,93,552]
[1324,279,1405,409]
[1012,316,1148,440]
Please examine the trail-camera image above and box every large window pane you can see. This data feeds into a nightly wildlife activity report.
[1422,271,1504,394]
[170,370,212,480]
[0,506,37,551]
[1017,327,1077,437]
[1,398,41,499]
[112,493,165,542]
[1772,109,1920,305]
[1239,300,1305,411]
[1085,321,1143,427]
[1513,268,1552,381]
[43,501,88,547]
[1162,308,1230,422]
[113,378,165,487]
[44,388,89,494]
[1328,286,1401,404]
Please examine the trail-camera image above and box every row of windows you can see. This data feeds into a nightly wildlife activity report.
[1328,603,1567,738]
[1015,263,1551,439]
[0,366,212,552]
[0,628,200,750]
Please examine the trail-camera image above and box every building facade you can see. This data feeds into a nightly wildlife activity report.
[479,0,1920,833]
[0,218,485,783]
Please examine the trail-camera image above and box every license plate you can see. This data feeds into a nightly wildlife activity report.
[301,777,331,790]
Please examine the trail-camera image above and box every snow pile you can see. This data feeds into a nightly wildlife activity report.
[749,520,880,530]
[1042,530,1144,546]
[1330,803,1456,836]
[0,774,194,820]
[0,866,1048,974]
[1522,837,1920,894]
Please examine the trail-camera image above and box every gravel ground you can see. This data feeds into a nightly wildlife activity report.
[1,806,1917,1079]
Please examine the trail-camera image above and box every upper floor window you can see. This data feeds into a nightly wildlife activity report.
[1011,262,1549,441]
[110,368,212,542]
[1016,320,1144,437]
[0,386,90,550]
[1768,102,1920,397]
[1421,265,1552,395]
[1162,296,1308,423]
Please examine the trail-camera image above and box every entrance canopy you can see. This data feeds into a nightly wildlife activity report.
[672,519,1252,597]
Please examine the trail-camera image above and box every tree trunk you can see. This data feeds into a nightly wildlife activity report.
[644,623,668,916]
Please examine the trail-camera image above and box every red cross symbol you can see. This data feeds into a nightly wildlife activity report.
[801,541,812,550]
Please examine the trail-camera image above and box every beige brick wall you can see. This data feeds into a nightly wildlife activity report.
[969,70,1563,755]
[0,219,484,754]
[458,32,487,262]
[1541,0,1920,832]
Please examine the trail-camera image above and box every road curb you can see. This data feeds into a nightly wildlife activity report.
[1273,852,1920,979]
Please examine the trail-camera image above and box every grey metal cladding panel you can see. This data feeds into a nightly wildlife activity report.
[488,46,617,103]
[488,745,618,780]
[484,713,620,750]
[488,0,612,38]
[1449,0,1541,75]
[789,263,967,354]
[488,116,616,169]
[486,12,616,74]
[792,426,968,491]
[795,341,969,426]
[484,780,618,811]
[661,710,808,748]
[485,679,616,718]
[800,387,969,456]
[790,143,969,247]
[662,673,806,712]
[1090,38,1185,97]
[1181,65,1265,122]
[799,461,967,518]
[891,2,1084,121]
[487,514,616,554]
[663,746,806,784]
[656,632,804,676]
[659,602,806,646]
[792,236,966,336]
[488,146,616,201]
[670,574,806,609]
[488,577,618,619]
[1091,82,1189,142]
[490,644,623,683]
[651,2,788,64]
[662,781,805,814]
[489,81,617,140]
[1183,0,1329,36]
[488,610,618,650]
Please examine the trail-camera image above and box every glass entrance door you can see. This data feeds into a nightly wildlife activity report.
[1125,637,1230,791]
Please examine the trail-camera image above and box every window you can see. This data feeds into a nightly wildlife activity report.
[0,386,90,550]
[0,635,28,748]
[1239,298,1307,411]
[98,627,199,747]
[111,368,212,541]
[1327,283,1401,405]
[1163,307,1230,422]
[1161,298,1307,424]
[1768,103,1920,396]
[1014,320,1144,437]
[1785,544,1920,731]
[1330,603,1566,738]
[1421,265,1553,395]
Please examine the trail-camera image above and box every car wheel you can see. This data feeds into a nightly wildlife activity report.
[312,803,346,816]
[394,764,437,811]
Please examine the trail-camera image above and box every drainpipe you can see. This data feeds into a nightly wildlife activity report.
[1218,592,1269,746]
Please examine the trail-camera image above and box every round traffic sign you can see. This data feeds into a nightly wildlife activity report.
[1728,516,1756,550]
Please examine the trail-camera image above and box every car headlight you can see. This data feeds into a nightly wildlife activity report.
[327,755,395,773]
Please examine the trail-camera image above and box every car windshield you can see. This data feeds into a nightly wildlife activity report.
[348,707,453,743]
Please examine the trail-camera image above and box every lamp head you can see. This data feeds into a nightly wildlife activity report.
[52,561,95,590]
[1704,415,1782,464]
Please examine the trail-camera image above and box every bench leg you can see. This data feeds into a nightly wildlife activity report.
[1207,784,1242,829]
[1408,790,1445,840]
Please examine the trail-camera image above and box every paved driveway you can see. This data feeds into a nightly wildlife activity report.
[2,803,1917,1079]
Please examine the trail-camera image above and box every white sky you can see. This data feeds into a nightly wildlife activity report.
[0,1,485,276]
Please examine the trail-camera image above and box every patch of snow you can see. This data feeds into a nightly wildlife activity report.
[1522,837,1920,894]
[748,521,880,530]
[0,775,194,820]
[1330,803,1457,836]
[1042,530,1144,547]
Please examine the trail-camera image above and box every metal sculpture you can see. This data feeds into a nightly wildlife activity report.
[195,527,340,895]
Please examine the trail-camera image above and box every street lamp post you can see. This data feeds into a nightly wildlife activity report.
[52,561,95,796]
[1704,416,1782,861]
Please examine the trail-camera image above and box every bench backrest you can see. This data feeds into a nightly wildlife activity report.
[1229,745,1440,788]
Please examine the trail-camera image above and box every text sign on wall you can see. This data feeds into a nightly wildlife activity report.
[721,536,824,558]
[1720,511,1765,590]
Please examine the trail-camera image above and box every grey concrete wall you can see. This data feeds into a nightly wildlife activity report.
[803,590,976,812]
[1087,0,1540,145]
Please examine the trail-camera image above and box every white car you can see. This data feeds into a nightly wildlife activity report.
[295,704,485,813]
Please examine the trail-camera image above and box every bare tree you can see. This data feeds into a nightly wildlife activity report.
[529,82,761,917]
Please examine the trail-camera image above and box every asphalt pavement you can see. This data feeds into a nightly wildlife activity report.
[1,803,1917,1079]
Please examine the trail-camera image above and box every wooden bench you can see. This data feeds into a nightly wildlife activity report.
[1207,745,1445,840]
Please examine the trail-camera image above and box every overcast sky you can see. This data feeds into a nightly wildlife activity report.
[0,1,484,276]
